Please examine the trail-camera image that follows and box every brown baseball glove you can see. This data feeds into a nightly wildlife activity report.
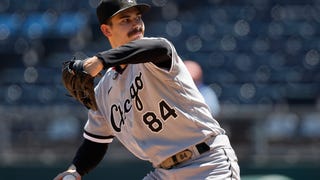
[62,58,98,111]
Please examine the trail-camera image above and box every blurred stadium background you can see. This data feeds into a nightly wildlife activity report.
[0,0,320,179]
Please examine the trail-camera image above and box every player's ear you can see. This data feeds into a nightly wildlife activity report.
[100,24,112,37]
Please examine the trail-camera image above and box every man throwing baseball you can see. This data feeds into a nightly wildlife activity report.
[54,0,240,179]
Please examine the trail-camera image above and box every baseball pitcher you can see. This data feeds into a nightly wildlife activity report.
[54,0,240,179]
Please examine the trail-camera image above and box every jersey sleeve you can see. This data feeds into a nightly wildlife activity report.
[144,37,180,74]
[83,109,115,143]
[96,37,172,68]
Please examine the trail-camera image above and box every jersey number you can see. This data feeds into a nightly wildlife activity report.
[143,100,177,132]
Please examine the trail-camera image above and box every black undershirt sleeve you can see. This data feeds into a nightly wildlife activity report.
[72,139,109,176]
[96,38,172,70]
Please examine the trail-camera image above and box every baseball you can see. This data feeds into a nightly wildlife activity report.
[62,174,76,180]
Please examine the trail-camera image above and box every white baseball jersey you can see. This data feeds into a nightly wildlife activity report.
[83,37,225,167]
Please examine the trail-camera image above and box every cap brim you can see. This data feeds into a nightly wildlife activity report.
[110,4,150,19]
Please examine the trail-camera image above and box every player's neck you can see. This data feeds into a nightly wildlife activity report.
[120,64,127,69]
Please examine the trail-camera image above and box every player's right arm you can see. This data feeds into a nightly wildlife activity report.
[53,139,109,180]
[83,37,173,77]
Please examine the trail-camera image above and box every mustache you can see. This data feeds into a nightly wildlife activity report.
[127,27,143,38]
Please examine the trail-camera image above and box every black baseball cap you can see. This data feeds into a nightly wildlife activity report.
[96,0,150,25]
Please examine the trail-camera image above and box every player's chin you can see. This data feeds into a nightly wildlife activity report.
[130,33,144,41]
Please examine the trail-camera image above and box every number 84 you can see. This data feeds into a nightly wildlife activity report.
[143,100,177,132]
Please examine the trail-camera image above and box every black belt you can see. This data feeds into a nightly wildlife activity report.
[196,142,210,154]
[159,142,210,169]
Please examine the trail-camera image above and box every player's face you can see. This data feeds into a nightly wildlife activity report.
[105,8,145,47]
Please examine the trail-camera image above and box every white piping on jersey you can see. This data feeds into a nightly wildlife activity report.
[83,133,113,143]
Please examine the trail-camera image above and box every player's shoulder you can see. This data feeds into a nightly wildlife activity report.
[143,37,176,53]
[142,36,172,44]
